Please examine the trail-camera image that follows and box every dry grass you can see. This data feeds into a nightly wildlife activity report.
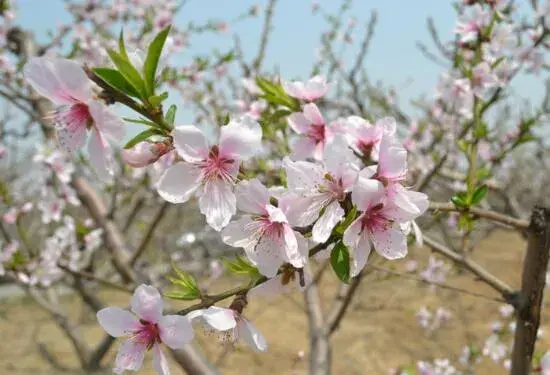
[1,230,549,374]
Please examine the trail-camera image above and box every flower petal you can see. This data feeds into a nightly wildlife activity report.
[172,125,209,163]
[159,315,194,349]
[219,116,262,158]
[152,345,171,375]
[351,176,385,211]
[221,216,257,250]
[290,137,317,161]
[114,338,147,373]
[88,127,114,180]
[198,179,236,231]
[189,307,236,331]
[97,307,140,337]
[157,162,202,204]
[88,101,125,141]
[56,119,87,153]
[371,223,407,260]
[303,103,324,125]
[131,284,163,323]
[287,112,311,134]
[235,178,270,214]
[247,274,288,300]
[237,319,267,352]
[378,135,407,180]
[282,157,324,191]
[350,233,372,277]
[343,217,363,251]
[312,200,344,243]
[246,234,284,278]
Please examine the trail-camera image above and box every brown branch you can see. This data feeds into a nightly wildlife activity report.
[510,206,550,375]
[129,201,170,266]
[429,202,530,230]
[59,264,133,293]
[326,269,366,335]
[251,0,277,73]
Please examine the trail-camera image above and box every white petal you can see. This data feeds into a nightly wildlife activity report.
[219,116,262,158]
[56,120,87,153]
[157,162,202,204]
[199,180,236,231]
[131,284,163,323]
[114,338,146,373]
[246,235,284,278]
[152,345,171,375]
[192,307,236,331]
[88,101,125,141]
[384,185,424,222]
[159,315,194,349]
[378,135,407,180]
[51,58,93,102]
[323,134,359,178]
[88,128,114,180]
[97,307,140,337]
[247,275,287,300]
[350,233,372,277]
[343,217,363,251]
[172,125,209,163]
[287,112,311,134]
[290,137,317,161]
[371,224,407,260]
[351,176,385,211]
[235,178,269,214]
[282,157,324,191]
[237,319,267,352]
[312,200,344,243]
[282,225,304,268]
[279,193,324,227]
[303,103,324,125]
[221,216,257,250]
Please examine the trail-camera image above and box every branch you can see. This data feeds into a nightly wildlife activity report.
[429,202,530,230]
[251,0,277,73]
[510,206,550,375]
[326,269,366,335]
[129,201,170,266]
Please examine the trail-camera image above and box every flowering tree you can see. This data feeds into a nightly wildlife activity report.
[1,0,550,374]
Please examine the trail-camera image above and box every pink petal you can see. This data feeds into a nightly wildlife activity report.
[384,184,427,222]
[152,345,170,375]
[97,307,140,337]
[88,101,125,141]
[378,135,407,180]
[371,224,407,260]
[290,137,317,161]
[131,284,163,323]
[343,217,363,251]
[159,315,194,349]
[312,200,344,243]
[247,274,288,300]
[303,103,324,125]
[172,125,209,163]
[282,157,324,191]
[88,128,114,180]
[283,81,305,99]
[278,193,324,227]
[265,205,288,224]
[351,176,385,211]
[237,319,267,352]
[350,233,372,277]
[287,113,311,134]
[235,178,270,215]
[221,216,258,250]
[198,179,236,231]
[219,116,262,158]
[188,307,236,331]
[157,162,202,204]
[323,135,359,178]
[56,121,87,153]
[246,235,284,278]
[282,225,304,268]
[114,338,147,373]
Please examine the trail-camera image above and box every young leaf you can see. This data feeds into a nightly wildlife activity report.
[124,128,165,149]
[122,117,158,127]
[118,29,129,60]
[107,49,146,98]
[92,68,141,98]
[451,195,468,208]
[330,242,350,283]
[222,255,260,279]
[148,92,169,107]
[471,184,489,205]
[165,105,177,125]
[143,25,171,96]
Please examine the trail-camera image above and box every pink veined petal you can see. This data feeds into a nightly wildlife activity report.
[283,81,305,99]
[370,223,407,260]
[265,205,288,224]
[295,231,312,260]
[290,137,317,161]
[343,217,364,252]
[237,319,268,352]
[278,193,324,228]
[152,345,171,375]
[376,117,397,136]
[351,176,385,211]
[157,162,202,204]
[246,234,284,278]
[97,307,140,337]
[131,284,163,324]
[159,315,194,349]
[302,103,324,125]
[282,157,324,191]
[312,139,325,161]
[323,134,359,178]
[287,112,311,134]
[50,58,93,102]
[198,179,236,231]
[189,307,236,331]
[88,101,125,141]
[247,274,288,300]
[88,127,114,180]
[378,135,407,180]
[56,119,87,153]
[219,116,262,158]
[235,178,270,214]
[114,338,147,373]
[221,216,258,250]
[350,232,372,277]
[312,200,344,243]
[172,125,209,163]
[384,184,424,222]
[282,225,304,268]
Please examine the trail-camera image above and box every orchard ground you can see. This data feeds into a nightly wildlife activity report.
[0,230,547,374]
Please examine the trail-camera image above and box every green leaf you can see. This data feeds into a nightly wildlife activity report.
[222,255,261,279]
[164,290,200,301]
[165,105,177,125]
[451,195,467,208]
[165,263,201,301]
[148,92,169,107]
[143,25,171,96]
[124,128,165,149]
[122,117,158,127]
[330,242,350,284]
[471,184,488,205]
[107,49,146,98]
[118,29,129,60]
[92,68,141,98]
[222,113,230,125]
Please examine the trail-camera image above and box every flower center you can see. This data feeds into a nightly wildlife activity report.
[199,145,236,182]
[135,320,161,350]
[307,124,326,144]
[360,204,389,232]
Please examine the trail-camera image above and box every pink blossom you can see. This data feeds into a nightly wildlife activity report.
[24,57,125,179]
[2,207,18,224]
[287,103,332,161]
[122,141,173,168]
[347,116,395,161]
[283,75,330,102]
[97,284,194,375]
[221,178,308,277]
[471,62,499,99]
[188,306,267,351]
[454,4,490,44]
[157,117,262,231]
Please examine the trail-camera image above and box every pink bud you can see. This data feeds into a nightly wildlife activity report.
[121,141,172,168]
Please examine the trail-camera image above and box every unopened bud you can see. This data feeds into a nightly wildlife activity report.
[122,141,172,168]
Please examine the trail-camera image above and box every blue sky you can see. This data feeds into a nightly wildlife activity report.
[13,0,544,124]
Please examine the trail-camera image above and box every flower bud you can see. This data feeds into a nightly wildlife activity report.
[121,141,172,168]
